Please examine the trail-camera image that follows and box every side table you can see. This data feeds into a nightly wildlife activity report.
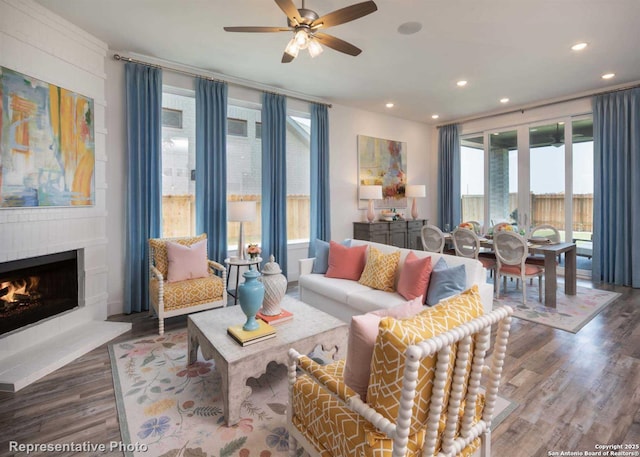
[224,257,262,305]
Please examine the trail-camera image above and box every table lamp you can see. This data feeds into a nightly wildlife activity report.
[359,185,383,223]
[228,200,257,260]
[405,185,426,220]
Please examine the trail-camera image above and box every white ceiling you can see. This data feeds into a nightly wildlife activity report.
[35,0,640,124]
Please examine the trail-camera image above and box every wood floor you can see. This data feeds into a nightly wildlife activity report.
[1,282,639,457]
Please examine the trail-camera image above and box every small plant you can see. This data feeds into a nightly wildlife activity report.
[247,244,261,259]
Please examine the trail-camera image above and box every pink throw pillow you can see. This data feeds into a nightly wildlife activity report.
[344,296,424,400]
[166,239,209,283]
[397,252,433,302]
[325,241,367,280]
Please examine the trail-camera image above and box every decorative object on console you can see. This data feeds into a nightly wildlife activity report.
[405,184,426,220]
[0,66,95,208]
[236,267,265,331]
[228,200,256,260]
[258,255,288,316]
[358,134,407,209]
[359,185,383,223]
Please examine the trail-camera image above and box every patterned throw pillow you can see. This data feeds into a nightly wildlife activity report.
[358,246,401,292]
[366,285,483,437]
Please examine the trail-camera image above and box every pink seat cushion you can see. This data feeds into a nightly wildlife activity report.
[325,242,368,281]
[397,252,433,302]
[344,296,424,400]
[500,263,543,276]
[166,239,209,283]
[479,257,496,269]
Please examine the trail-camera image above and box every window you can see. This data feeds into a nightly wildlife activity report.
[255,122,262,139]
[228,118,248,137]
[286,115,310,243]
[161,93,196,237]
[460,135,484,227]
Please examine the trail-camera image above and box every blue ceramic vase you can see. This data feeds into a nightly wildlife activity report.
[237,266,265,331]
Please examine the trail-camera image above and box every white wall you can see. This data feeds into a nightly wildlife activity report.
[0,0,109,343]
[329,104,435,241]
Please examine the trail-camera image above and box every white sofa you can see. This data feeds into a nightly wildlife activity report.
[298,239,493,323]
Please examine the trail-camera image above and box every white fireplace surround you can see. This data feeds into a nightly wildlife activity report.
[0,0,130,392]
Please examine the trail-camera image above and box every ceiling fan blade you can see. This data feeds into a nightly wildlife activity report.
[281,52,296,63]
[274,0,301,23]
[224,26,293,33]
[314,33,362,56]
[311,1,377,29]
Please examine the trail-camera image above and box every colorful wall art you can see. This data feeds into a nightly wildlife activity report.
[0,66,95,207]
[357,134,407,209]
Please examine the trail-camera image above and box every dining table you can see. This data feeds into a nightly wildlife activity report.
[446,234,577,308]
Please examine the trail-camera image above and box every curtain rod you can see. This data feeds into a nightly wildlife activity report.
[113,54,332,108]
[438,81,640,128]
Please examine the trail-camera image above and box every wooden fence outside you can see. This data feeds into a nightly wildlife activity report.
[461,193,593,231]
[161,194,310,244]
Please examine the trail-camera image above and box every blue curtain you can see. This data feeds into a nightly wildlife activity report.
[196,78,228,263]
[593,87,640,288]
[438,124,461,230]
[261,93,288,276]
[308,103,331,257]
[124,63,162,313]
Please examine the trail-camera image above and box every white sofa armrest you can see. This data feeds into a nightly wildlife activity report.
[299,258,315,276]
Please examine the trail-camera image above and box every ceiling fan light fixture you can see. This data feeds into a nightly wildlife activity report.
[294,29,309,48]
[284,37,300,58]
[308,39,323,58]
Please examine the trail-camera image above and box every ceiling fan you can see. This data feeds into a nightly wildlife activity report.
[224,0,378,63]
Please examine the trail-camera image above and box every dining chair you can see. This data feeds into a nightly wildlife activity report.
[493,230,545,304]
[451,227,496,282]
[461,220,482,234]
[420,224,445,253]
[526,224,562,268]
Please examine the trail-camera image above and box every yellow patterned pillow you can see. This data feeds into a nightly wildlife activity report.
[149,234,207,278]
[358,246,400,292]
[366,285,483,437]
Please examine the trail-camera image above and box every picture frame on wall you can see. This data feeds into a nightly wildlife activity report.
[357,134,407,209]
[0,66,95,208]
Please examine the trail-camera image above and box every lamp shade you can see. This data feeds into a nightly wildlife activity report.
[405,185,426,198]
[360,185,383,200]
[228,200,256,222]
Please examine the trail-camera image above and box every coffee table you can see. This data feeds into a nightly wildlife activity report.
[187,295,349,426]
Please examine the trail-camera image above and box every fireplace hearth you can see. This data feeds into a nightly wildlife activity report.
[0,251,79,336]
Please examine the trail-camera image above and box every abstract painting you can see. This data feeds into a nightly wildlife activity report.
[357,134,407,209]
[0,66,95,207]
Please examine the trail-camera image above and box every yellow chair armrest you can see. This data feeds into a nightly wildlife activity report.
[150,265,164,281]
[297,355,358,403]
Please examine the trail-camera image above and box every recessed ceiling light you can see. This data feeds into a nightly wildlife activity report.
[431,114,439,119]
[385,102,394,108]
[500,98,510,104]
[571,42,588,51]
[397,21,422,35]
[602,73,615,79]
[558,121,565,125]
[457,80,468,87]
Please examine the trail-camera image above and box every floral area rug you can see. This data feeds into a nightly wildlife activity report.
[109,330,516,457]
[493,283,620,333]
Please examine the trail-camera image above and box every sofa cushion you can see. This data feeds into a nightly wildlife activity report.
[150,275,224,311]
[367,286,484,437]
[326,242,368,281]
[426,258,467,306]
[397,252,433,302]
[299,274,372,304]
[344,296,424,399]
[166,239,209,283]
[358,246,401,292]
[346,289,409,314]
[312,239,350,274]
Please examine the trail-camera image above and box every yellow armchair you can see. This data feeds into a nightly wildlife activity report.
[287,292,513,457]
[148,234,227,335]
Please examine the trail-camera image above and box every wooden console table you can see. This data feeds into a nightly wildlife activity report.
[353,219,427,250]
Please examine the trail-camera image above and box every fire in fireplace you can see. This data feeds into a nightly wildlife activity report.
[0,250,79,336]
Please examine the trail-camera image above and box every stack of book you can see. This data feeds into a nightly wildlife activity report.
[256,308,293,325]
[227,320,276,346]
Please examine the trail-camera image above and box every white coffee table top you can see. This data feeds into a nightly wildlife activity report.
[188,295,347,364]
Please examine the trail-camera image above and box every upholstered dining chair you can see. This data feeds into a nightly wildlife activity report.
[148,234,227,335]
[493,231,544,304]
[451,227,496,282]
[420,224,445,253]
[287,287,514,457]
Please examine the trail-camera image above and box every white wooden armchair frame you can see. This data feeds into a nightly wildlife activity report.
[148,236,227,335]
[287,306,514,457]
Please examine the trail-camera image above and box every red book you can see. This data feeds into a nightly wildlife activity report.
[256,308,293,325]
